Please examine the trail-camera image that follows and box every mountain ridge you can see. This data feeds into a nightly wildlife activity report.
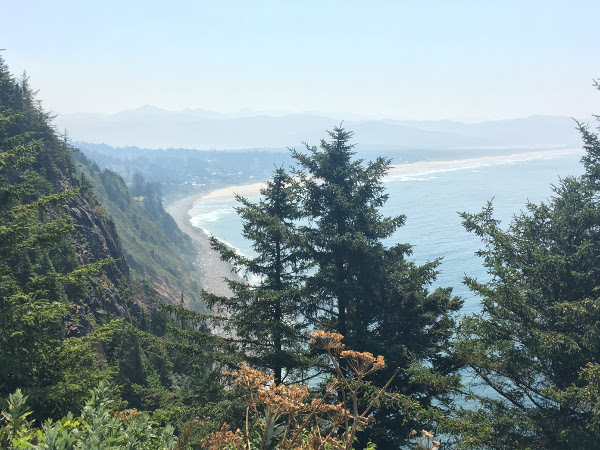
[55,108,583,150]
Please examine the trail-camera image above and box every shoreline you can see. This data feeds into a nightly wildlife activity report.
[179,148,585,208]
[167,147,583,295]
[198,181,267,202]
[166,193,241,298]
[387,147,582,178]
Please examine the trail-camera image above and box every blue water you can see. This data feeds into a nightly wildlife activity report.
[190,150,585,315]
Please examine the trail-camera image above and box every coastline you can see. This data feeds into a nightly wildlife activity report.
[166,193,241,298]
[386,148,583,178]
[167,147,583,296]
[198,181,266,202]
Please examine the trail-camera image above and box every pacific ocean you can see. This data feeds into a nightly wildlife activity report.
[189,149,585,315]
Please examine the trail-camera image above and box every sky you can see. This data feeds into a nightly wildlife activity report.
[2,0,600,121]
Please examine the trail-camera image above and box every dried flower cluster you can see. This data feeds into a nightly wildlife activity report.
[114,408,142,423]
[257,382,310,415]
[410,429,441,449]
[340,350,385,377]
[309,330,345,351]
[232,362,273,391]
[204,331,398,450]
[203,423,244,450]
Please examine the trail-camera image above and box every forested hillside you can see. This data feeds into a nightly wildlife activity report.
[71,151,205,311]
[0,57,236,448]
[75,142,294,201]
[0,57,134,418]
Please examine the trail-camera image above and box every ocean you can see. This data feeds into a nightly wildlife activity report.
[189,149,585,315]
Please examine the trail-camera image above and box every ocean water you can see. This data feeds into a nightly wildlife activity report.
[189,150,585,315]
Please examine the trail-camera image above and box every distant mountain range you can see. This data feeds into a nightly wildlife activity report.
[54,106,584,150]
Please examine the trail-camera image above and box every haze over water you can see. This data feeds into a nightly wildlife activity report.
[190,150,585,315]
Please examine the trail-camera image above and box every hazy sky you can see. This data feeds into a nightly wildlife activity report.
[2,0,600,120]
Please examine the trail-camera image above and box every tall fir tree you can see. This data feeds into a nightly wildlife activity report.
[452,81,600,449]
[206,168,311,384]
[292,126,463,447]
[291,127,404,339]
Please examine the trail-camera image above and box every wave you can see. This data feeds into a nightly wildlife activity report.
[190,222,249,257]
[190,205,236,224]
[385,148,583,181]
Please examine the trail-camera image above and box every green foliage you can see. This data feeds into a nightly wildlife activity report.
[292,126,463,447]
[0,56,230,444]
[131,173,193,256]
[0,57,122,419]
[206,168,313,384]
[0,382,177,449]
[85,308,232,440]
[451,81,600,448]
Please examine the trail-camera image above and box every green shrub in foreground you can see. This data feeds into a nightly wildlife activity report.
[0,382,177,450]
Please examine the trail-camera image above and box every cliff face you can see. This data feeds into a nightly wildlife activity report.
[70,193,130,283]
[67,191,131,324]
[35,177,137,339]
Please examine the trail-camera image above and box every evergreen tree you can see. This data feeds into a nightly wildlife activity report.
[130,172,145,197]
[291,127,404,339]
[206,168,311,384]
[453,81,600,448]
[292,126,463,447]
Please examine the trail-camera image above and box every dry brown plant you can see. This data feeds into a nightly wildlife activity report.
[204,330,398,450]
[203,423,245,450]
[114,408,142,423]
[409,429,441,449]
[175,418,200,450]
[311,331,399,450]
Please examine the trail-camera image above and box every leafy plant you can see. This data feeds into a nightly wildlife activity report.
[0,382,177,450]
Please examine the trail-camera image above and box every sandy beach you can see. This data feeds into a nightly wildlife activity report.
[198,181,267,202]
[167,194,242,298]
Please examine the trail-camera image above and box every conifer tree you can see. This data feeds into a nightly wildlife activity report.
[291,126,405,339]
[292,126,463,446]
[130,172,146,197]
[452,81,600,448]
[206,168,310,384]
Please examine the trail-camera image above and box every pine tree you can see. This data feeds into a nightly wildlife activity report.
[291,127,404,339]
[452,81,600,448]
[206,168,311,384]
[292,126,463,446]
[130,172,146,197]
